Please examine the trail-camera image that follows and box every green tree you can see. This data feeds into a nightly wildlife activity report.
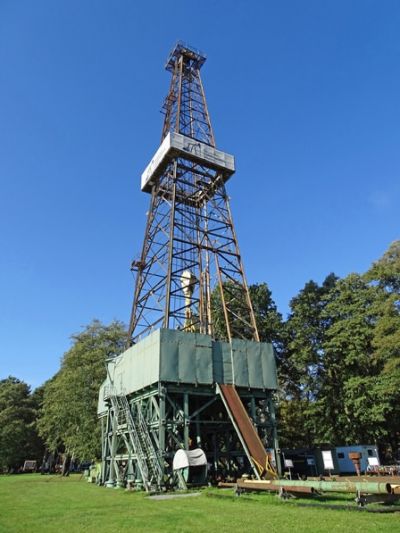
[316,273,383,445]
[211,282,284,346]
[0,377,44,471]
[278,274,337,448]
[365,241,400,456]
[37,320,127,461]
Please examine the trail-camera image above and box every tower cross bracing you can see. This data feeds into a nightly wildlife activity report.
[128,41,259,345]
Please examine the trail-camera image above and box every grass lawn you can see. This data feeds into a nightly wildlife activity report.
[0,474,399,532]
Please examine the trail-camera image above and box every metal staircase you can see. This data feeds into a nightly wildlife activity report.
[109,392,163,492]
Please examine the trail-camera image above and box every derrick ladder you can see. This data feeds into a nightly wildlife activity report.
[110,393,162,491]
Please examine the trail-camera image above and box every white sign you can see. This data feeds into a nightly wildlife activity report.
[322,450,334,470]
[141,132,235,192]
[284,459,294,468]
[368,457,379,467]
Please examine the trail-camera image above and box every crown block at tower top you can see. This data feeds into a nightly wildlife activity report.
[165,41,207,72]
[141,132,235,193]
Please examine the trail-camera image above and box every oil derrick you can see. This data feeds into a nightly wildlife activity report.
[99,42,280,491]
[128,42,258,344]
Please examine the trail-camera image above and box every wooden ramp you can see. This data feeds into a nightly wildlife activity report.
[217,383,277,480]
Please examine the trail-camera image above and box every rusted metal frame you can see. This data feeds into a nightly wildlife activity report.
[203,239,237,254]
[168,206,197,229]
[216,249,245,272]
[218,284,249,307]
[127,189,160,342]
[169,269,198,290]
[179,71,208,141]
[221,285,253,313]
[161,161,177,329]
[162,63,178,141]
[189,73,213,144]
[177,163,216,182]
[134,266,168,306]
[183,161,215,181]
[132,256,169,338]
[203,203,213,335]
[223,301,254,327]
[181,73,202,138]
[184,94,208,108]
[218,286,256,338]
[169,266,199,287]
[198,70,215,147]
[168,242,198,259]
[173,176,203,196]
[132,318,164,344]
[168,290,198,310]
[173,199,211,228]
[168,285,198,328]
[175,56,184,134]
[225,314,254,337]
[208,228,235,247]
[163,189,176,328]
[199,208,231,227]
[168,223,200,321]
[216,266,246,288]
[196,209,207,334]
[173,216,202,237]
[178,161,214,184]
[207,197,232,226]
[217,270,247,290]
[199,183,228,205]
[215,253,233,343]
[224,197,259,342]
[203,226,236,240]
[170,66,180,136]
[218,290,251,323]
[223,305,254,331]
[137,271,165,311]
[172,213,200,243]
[181,75,195,137]
[130,45,255,343]
[129,193,172,329]
[170,228,198,249]
[134,276,166,312]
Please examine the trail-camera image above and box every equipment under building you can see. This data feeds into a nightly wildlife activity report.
[98,41,281,491]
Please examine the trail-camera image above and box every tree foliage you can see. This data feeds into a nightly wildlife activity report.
[278,241,400,454]
[277,274,338,447]
[365,241,400,454]
[0,377,44,471]
[5,241,400,463]
[316,273,383,444]
[211,282,284,346]
[37,320,127,460]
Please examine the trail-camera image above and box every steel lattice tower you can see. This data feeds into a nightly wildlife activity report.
[99,43,281,491]
[128,42,259,345]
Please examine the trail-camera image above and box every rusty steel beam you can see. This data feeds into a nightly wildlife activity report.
[263,478,393,494]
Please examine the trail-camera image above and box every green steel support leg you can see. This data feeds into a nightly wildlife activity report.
[101,415,108,485]
[196,402,202,448]
[268,395,282,476]
[183,392,189,450]
[159,387,166,478]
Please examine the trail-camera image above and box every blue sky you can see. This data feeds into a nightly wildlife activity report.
[1,0,399,389]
